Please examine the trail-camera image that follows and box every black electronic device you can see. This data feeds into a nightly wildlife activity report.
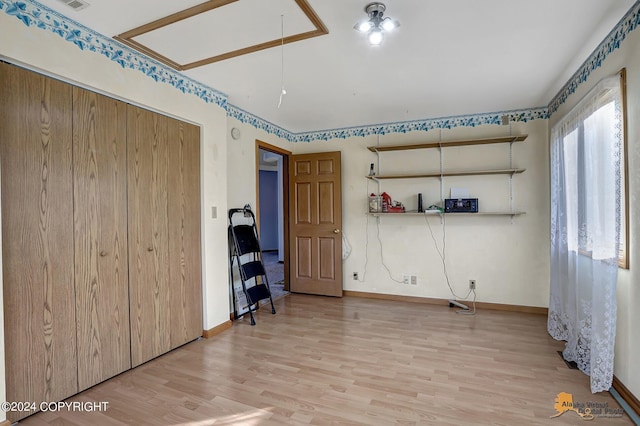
[444,198,478,213]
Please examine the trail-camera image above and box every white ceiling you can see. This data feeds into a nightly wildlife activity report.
[36,0,636,133]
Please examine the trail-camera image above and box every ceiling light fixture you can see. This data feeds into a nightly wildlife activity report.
[354,2,400,46]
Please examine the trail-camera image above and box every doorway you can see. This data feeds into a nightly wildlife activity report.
[255,142,344,298]
[256,141,290,296]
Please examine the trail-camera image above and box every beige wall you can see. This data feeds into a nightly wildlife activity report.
[226,117,291,211]
[227,118,550,307]
[287,120,550,305]
[549,22,640,400]
[225,118,290,313]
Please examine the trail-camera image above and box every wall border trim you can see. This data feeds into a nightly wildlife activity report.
[231,106,549,143]
[6,0,640,141]
[0,0,227,108]
[548,1,640,115]
[289,107,548,142]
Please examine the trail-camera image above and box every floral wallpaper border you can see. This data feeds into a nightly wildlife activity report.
[2,0,639,141]
[229,107,549,142]
[0,0,228,108]
[548,1,640,115]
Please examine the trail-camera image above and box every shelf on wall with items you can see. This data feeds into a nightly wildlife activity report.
[366,135,528,152]
[367,211,526,217]
[366,168,525,180]
[366,134,528,218]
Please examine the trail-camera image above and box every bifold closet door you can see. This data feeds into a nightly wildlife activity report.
[73,87,131,390]
[127,104,171,367]
[167,119,202,348]
[0,63,78,422]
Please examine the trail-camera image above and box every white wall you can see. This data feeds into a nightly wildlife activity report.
[0,11,232,421]
[549,22,640,401]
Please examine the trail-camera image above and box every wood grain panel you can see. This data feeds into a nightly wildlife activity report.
[296,237,312,279]
[127,104,170,367]
[318,181,334,224]
[318,237,335,280]
[295,182,312,225]
[167,119,202,349]
[289,152,342,297]
[295,160,311,176]
[317,158,334,174]
[0,63,78,422]
[73,87,131,391]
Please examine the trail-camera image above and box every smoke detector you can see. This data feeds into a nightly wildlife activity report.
[57,0,90,11]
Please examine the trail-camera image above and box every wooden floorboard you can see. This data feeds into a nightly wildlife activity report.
[18,294,633,425]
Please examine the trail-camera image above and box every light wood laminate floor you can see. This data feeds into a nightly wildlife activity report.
[19,295,633,425]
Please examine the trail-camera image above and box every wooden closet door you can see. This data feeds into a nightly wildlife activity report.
[167,119,202,348]
[0,63,77,422]
[73,87,130,390]
[127,104,170,367]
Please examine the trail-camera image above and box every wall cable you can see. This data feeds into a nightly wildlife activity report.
[423,214,476,315]
[376,132,402,283]
[431,128,476,314]
[277,15,286,108]
[375,218,404,284]
[356,178,372,283]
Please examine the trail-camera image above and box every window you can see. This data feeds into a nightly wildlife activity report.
[551,69,628,268]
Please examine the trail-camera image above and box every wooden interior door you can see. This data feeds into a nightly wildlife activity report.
[0,63,78,422]
[167,118,203,348]
[127,104,170,367]
[289,151,342,296]
[73,87,131,390]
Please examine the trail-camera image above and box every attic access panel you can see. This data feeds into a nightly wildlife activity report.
[114,0,328,71]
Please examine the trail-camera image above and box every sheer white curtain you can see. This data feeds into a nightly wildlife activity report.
[548,75,622,393]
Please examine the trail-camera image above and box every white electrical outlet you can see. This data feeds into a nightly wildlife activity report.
[411,275,417,285]
[403,275,410,285]
[469,279,476,290]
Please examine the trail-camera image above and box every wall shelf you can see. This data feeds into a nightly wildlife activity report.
[366,168,525,180]
[368,211,526,217]
[366,135,527,152]
[367,134,528,217]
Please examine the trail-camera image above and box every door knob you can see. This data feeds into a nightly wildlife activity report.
[147,247,154,252]
[333,229,340,234]
[99,251,107,257]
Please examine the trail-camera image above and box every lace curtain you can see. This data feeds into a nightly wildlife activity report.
[548,75,622,393]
